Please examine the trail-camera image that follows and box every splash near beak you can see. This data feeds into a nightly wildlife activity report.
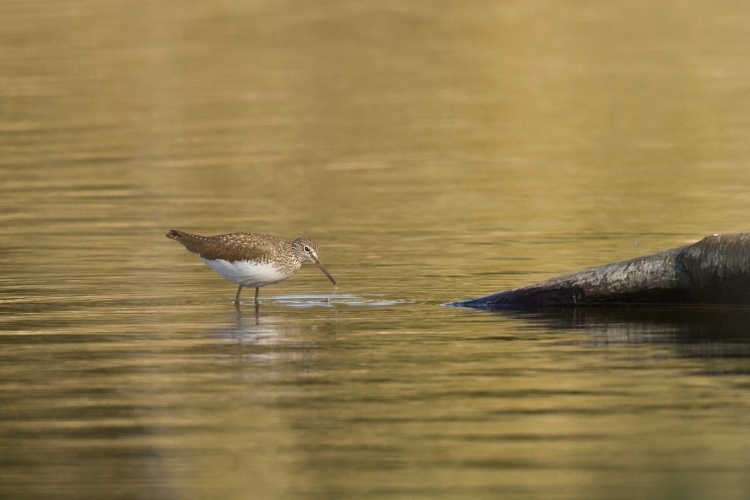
[314,261,337,301]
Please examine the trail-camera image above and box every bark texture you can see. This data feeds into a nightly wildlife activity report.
[448,234,750,309]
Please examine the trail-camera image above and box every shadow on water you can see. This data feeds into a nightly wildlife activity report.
[493,305,750,359]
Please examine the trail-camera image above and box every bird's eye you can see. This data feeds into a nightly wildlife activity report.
[304,245,311,253]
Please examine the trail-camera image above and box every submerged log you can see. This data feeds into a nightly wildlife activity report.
[449,234,750,309]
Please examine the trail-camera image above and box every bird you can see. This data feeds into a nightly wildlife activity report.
[166,229,336,307]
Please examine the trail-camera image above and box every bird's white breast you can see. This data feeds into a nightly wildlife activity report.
[200,258,290,287]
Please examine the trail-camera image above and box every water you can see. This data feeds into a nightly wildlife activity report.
[3,1,750,498]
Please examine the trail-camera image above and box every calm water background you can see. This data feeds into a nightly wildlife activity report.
[3,1,750,498]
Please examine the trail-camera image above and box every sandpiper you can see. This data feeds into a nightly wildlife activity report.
[166,230,337,306]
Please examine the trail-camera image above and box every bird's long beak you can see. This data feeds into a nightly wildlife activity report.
[314,261,336,286]
[313,260,337,301]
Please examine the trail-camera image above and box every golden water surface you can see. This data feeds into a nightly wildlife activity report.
[3,1,750,498]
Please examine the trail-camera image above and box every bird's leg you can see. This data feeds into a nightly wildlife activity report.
[254,287,260,304]
[235,285,243,304]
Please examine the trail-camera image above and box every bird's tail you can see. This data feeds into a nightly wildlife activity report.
[166,229,209,253]
[166,229,189,240]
